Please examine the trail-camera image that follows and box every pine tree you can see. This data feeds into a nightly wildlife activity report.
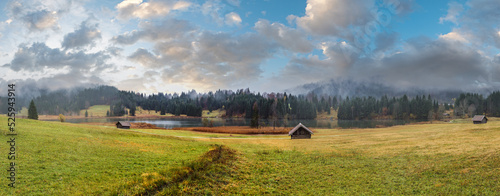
[85,110,88,118]
[28,100,38,120]
[250,102,259,128]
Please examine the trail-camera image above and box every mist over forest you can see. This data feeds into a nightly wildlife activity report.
[2,82,500,121]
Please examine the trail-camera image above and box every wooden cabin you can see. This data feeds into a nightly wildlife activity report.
[288,123,313,139]
[472,115,488,124]
[116,121,131,129]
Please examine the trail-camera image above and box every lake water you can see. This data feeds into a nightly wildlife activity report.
[60,118,412,129]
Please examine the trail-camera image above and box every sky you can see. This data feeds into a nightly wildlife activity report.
[1,0,500,95]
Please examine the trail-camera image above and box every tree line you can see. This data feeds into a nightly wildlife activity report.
[454,92,500,117]
[337,95,451,120]
[16,86,322,119]
[6,85,500,120]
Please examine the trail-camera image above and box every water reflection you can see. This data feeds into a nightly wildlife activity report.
[56,118,414,129]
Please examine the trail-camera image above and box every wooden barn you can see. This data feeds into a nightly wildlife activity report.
[472,115,488,124]
[288,123,313,139]
[116,121,131,129]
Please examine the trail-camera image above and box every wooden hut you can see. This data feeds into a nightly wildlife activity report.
[116,121,131,129]
[472,115,488,124]
[288,123,313,139]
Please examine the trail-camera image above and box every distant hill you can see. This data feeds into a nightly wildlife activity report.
[285,79,477,103]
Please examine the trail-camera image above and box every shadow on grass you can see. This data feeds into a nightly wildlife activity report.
[114,144,237,195]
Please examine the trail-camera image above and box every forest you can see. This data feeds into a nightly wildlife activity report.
[0,85,318,119]
[337,95,449,120]
[3,85,500,120]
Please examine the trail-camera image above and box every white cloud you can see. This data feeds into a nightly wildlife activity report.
[23,10,59,31]
[439,31,469,43]
[62,20,102,49]
[296,0,375,37]
[286,15,297,25]
[112,19,195,45]
[439,2,464,25]
[128,48,162,68]
[123,31,277,90]
[3,42,110,73]
[295,0,414,41]
[5,0,79,32]
[225,0,240,7]
[224,12,242,26]
[254,19,313,53]
[201,0,225,26]
[116,0,191,20]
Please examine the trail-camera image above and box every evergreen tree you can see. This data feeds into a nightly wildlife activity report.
[129,107,136,116]
[85,110,88,118]
[250,102,259,128]
[28,99,38,120]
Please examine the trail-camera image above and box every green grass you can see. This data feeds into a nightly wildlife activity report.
[1,116,500,195]
[0,116,211,195]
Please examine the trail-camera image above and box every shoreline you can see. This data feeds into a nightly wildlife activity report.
[18,114,202,121]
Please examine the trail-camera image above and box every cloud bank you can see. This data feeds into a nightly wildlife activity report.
[1,0,500,95]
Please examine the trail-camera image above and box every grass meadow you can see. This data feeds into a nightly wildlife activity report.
[1,116,499,195]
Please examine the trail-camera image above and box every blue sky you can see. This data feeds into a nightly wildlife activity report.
[1,0,499,95]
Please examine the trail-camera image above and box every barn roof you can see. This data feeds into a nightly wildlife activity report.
[472,115,487,122]
[288,123,314,136]
[116,121,131,127]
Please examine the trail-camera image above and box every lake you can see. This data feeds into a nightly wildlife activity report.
[60,118,413,129]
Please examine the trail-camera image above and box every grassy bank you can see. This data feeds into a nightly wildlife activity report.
[1,116,499,195]
[0,116,211,195]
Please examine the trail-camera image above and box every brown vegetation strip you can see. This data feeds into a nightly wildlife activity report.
[173,126,292,134]
[79,122,166,129]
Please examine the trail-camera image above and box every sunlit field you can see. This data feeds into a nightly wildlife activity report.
[1,116,499,195]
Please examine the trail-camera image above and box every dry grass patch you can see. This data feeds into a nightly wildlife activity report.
[173,126,292,134]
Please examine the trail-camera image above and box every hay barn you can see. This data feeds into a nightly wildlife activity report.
[288,123,313,139]
[116,121,131,129]
[472,115,487,124]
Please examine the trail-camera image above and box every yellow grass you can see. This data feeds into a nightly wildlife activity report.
[196,119,500,158]
[79,105,110,117]
[202,109,226,118]
[316,108,338,119]
[173,126,291,134]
